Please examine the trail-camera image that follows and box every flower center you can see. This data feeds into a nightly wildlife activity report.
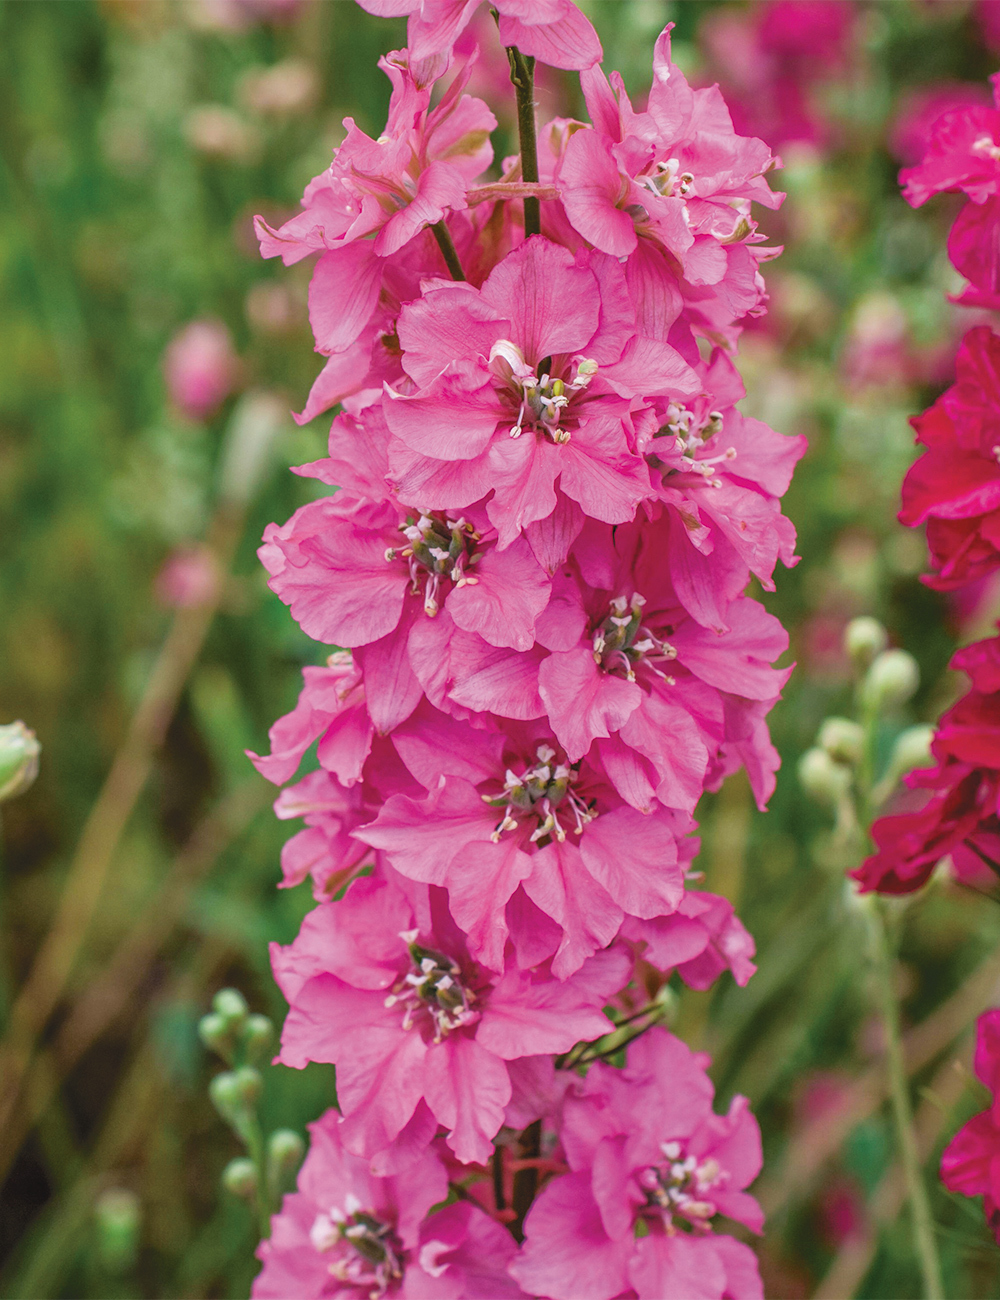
[641,157,695,199]
[653,403,735,488]
[488,340,598,444]
[637,1141,726,1235]
[972,134,1000,162]
[385,512,480,617]
[592,594,676,683]
[384,932,479,1042]
[481,744,596,844]
[310,1193,405,1296]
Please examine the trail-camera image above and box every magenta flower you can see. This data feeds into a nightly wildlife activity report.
[355,713,689,976]
[254,1108,523,1297]
[899,327,1000,592]
[510,1027,764,1300]
[940,1008,1000,1243]
[559,27,781,272]
[622,890,757,991]
[271,874,630,1167]
[257,49,494,268]
[383,236,698,545]
[901,75,1000,208]
[856,634,1000,894]
[356,0,602,73]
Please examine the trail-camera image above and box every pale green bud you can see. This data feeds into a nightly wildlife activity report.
[231,1064,263,1107]
[817,717,864,766]
[222,1157,258,1198]
[861,649,920,711]
[94,1188,141,1275]
[889,724,934,776]
[198,1011,234,1061]
[267,1128,305,1176]
[844,617,888,667]
[0,721,40,802]
[212,988,249,1028]
[241,1013,274,1064]
[798,747,851,805]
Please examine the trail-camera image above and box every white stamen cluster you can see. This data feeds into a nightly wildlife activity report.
[593,593,677,684]
[972,134,1000,162]
[641,156,696,200]
[658,402,735,488]
[384,930,479,1043]
[309,1192,404,1298]
[384,511,480,617]
[482,744,595,844]
[489,339,598,443]
[637,1140,726,1235]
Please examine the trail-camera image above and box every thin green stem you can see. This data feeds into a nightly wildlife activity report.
[430,220,466,281]
[870,903,945,1300]
[506,46,541,237]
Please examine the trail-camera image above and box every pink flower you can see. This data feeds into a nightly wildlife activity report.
[253,1108,523,1297]
[271,874,630,1166]
[510,1027,763,1300]
[354,713,690,977]
[940,1008,1000,1243]
[356,0,602,73]
[890,83,994,165]
[561,26,781,271]
[899,327,1000,591]
[855,634,1000,894]
[383,235,698,546]
[622,890,757,991]
[256,50,494,268]
[154,545,219,609]
[901,75,1000,208]
[163,319,239,419]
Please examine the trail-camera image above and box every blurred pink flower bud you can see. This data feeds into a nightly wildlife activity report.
[185,106,258,161]
[890,83,993,165]
[163,320,239,420]
[155,545,219,609]
[239,59,317,116]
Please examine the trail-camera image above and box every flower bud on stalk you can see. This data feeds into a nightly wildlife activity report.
[844,616,888,668]
[93,1188,141,1276]
[0,721,40,802]
[861,649,920,711]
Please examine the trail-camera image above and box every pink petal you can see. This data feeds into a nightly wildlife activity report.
[447,536,551,651]
[561,130,637,258]
[497,7,602,71]
[375,160,469,257]
[628,1232,727,1300]
[355,625,424,734]
[422,1036,511,1165]
[309,243,383,355]
[524,840,623,979]
[511,1173,633,1300]
[538,648,642,761]
[384,376,501,460]
[481,237,601,363]
[580,807,684,918]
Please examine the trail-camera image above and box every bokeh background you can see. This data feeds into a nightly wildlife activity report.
[3,0,1000,1295]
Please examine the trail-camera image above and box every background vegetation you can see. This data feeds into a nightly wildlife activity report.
[2,1,1000,1295]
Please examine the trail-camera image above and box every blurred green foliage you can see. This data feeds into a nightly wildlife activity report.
[1,0,1000,1296]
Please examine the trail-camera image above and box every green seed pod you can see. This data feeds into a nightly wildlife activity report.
[212,988,249,1028]
[798,747,851,805]
[889,724,934,776]
[844,617,888,668]
[222,1157,258,1199]
[94,1188,141,1275]
[817,717,864,766]
[861,649,920,711]
[0,721,40,803]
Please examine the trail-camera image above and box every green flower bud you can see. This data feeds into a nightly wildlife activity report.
[222,1157,258,1199]
[209,1070,245,1121]
[817,717,864,766]
[232,1064,263,1107]
[889,724,934,776]
[212,988,249,1028]
[198,1011,234,1061]
[844,617,888,668]
[861,649,920,711]
[241,1013,274,1064]
[0,721,40,803]
[798,747,851,805]
[94,1188,141,1275]
[267,1128,305,1176]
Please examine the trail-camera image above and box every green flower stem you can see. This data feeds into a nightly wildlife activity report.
[869,903,944,1300]
[430,221,466,281]
[237,1111,273,1242]
[506,46,541,237]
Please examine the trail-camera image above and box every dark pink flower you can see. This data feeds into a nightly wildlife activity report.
[253,1107,524,1297]
[855,634,1000,894]
[940,1008,1000,1243]
[510,1027,763,1300]
[356,0,602,73]
[890,84,994,166]
[163,319,239,419]
[901,75,1000,208]
[271,874,630,1166]
[899,327,1000,591]
[622,890,756,990]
